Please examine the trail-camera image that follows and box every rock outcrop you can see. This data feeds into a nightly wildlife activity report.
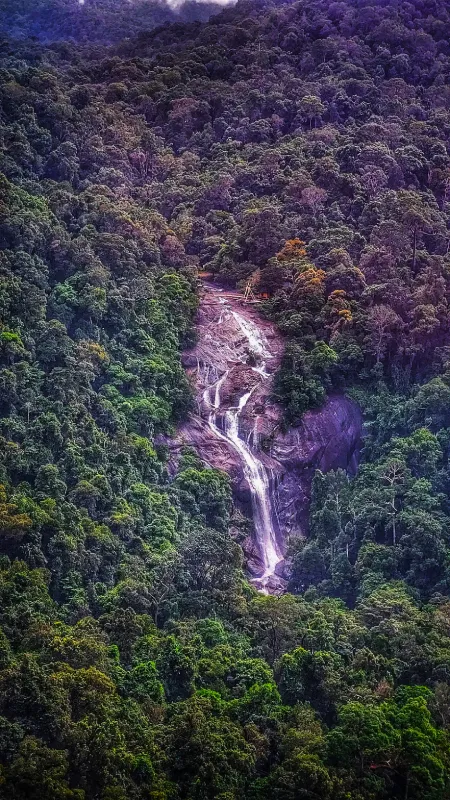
[171,283,362,587]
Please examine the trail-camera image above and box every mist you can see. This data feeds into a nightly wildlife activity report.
[76,0,236,8]
[163,0,236,7]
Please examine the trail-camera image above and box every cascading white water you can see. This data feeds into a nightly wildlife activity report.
[231,311,269,357]
[202,303,281,589]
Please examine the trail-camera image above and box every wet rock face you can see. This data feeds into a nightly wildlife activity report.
[172,283,362,584]
[268,395,362,535]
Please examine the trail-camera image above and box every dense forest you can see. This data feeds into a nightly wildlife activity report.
[1,0,450,797]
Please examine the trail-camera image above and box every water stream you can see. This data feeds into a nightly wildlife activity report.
[202,300,282,590]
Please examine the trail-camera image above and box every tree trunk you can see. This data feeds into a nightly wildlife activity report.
[392,495,397,546]
[404,771,410,800]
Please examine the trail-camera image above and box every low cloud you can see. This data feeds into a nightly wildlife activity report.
[165,0,236,6]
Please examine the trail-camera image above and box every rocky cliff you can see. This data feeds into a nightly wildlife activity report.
[173,283,362,590]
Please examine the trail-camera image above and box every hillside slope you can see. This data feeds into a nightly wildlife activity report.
[1,1,450,798]
[0,0,225,43]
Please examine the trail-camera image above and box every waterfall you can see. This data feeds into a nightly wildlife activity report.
[202,302,281,590]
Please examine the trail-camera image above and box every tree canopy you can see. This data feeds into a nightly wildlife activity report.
[1,0,450,797]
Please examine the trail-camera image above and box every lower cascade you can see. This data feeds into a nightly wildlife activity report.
[203,343,282,589]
